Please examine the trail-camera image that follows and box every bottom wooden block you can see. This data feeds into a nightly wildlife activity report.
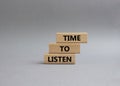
[44,53,75,64]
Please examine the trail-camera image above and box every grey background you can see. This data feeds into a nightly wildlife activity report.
[0,0,120,86]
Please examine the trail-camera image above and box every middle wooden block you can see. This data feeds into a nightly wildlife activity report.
[49,43,80,54]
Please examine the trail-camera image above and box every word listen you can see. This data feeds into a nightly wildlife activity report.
[44,54,75,64]
[56,32,88,43]
[48,56,71,62]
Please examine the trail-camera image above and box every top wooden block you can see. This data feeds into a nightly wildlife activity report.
[56,32,88,43]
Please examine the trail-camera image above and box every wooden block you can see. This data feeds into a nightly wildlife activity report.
[44,53,75,64]
[56,32,88,43]
[49,43,80,54]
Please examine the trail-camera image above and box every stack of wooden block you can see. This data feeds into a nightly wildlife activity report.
[44,32,88,64]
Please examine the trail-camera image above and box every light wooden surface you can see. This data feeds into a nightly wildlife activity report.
[56,32,88,43]
[44,53,75,64]
[49,43,80,54]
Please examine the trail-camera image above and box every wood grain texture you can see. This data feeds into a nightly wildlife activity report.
[44,53,75,64]
[56,32,88,43]
[49,43,80,54]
